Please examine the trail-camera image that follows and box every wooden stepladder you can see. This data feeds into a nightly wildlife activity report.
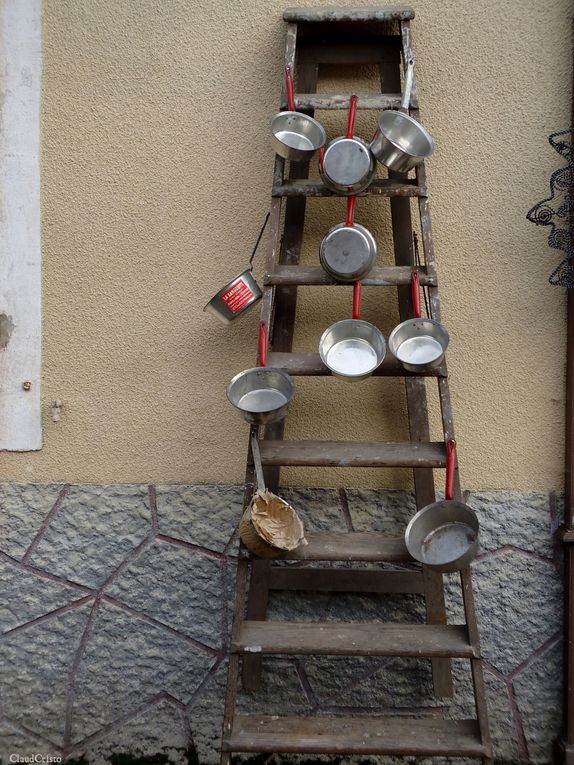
[221,7,493,762]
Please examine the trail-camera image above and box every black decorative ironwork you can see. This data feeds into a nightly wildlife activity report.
[527,129,574,286]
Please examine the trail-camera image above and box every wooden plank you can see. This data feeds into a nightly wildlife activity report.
[233,622,474,658]
[269,568,424,593]
[291,93,404,110]
[224,715,485,756]
[259,440,447,468]
[265,265,436,287]
[267,351,446,377]
[284,7,415,22]
[272,531,412,561]
[273,178,426,198]
[0,0,42,450]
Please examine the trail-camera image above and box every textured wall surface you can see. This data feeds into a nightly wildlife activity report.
[0,0,570,486]
[0,483,563,763]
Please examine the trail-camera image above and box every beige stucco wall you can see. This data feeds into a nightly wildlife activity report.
[0,0,570,488]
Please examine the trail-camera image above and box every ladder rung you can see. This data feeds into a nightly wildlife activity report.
[223,715,485,757]
[290,93,406,110]
[272,178,426,198]
[233,622,475,658]
[283,7,416,23]
[264,265,437,287]
[258,440,447,468]
[267,351,446,377]
[272,531,411,561]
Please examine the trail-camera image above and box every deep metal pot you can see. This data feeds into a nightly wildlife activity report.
[405,440,479,572]
[320,95,376,195]
[320,196,377,282]
[370,60,434,173]
[271,65,326,162]
[204,268,262,325]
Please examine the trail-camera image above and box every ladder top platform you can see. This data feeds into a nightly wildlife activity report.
[283,6,415,23]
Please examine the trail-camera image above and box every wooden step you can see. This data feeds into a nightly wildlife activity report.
[289,93,406,110]
[284,7,415,23]
[267,351,446,377]
[273,178,426,198]
[272,531,411,561]
[259,440,447,468]
[223,714,485,757]
[233,621,474,658]
[264,264,437,286]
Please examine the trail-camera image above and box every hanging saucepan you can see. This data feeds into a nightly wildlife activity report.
[227,321,294,425]
[370,59,434,173]
[204,213,269,324]
[319,281,386,381]
[405,439,479,572]
[271,65,326,162]
[388,270,449,372]
[319,196,377,282]
[320,94,376,195]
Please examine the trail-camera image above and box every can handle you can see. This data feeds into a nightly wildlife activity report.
[411,269,422,319]
[345,196,356,228]
[318,146,324,172]
[445,438,456,500]
[259,321,267,367]
[352,280,362,320]
[346,94,358,139]
[401,59,414,113]
[285,65,296,112]
[248,212,271,270]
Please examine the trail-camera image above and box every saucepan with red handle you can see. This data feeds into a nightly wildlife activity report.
[271,65,326,162]
[404,439,479,572]
[227,321,294,425]
[319,195,377,283]
[318,281,386,381]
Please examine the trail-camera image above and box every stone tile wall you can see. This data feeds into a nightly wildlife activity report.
[0,484,564,764]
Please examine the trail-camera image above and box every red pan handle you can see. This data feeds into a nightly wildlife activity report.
[411,269,422,319]
[318,146,324,172]
[285,65,296,112]
[352,281,362,320]
[259,321,267,367]
[445,438,456,500]
[346,94,358,139]
[345,196,357,228]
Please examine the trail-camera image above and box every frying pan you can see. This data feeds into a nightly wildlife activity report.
[227,322,294,424]
[319,281,386,381]
[319,196,377,283]
[271,65,326,162]
[405,439,479,572]
[320,94,376,195]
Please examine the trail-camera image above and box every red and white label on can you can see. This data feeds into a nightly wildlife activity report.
[221,277,255,314]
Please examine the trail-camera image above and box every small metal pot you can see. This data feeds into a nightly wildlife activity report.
[320,95,376,195]
[204,213,269,325]
[388,270,449,372]
[271,65,326,162]
[319,282,386,381]
[320,196,376,283]
[405,439,479,572]
[370,60,434,173]
[227,322,295,425]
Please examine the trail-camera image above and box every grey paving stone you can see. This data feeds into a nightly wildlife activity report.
[345,490,416,533]
[236,659,311,715]
[323,592,425,625]
[472,549,562,675]
[0,600,93,742]
[72,599,215,741]
[73,698,192,765]
[514,638,563,765]
[187,661,228,765]
[155,484,243,552]
[279,487,347,532]
[0,720,62,761]
[29,485,152,588]
[469,490,554,558]
[0,556,89,633]
[0,483,63,560]
[105,538,225,650]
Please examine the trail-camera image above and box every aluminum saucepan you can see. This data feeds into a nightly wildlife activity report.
[271,65,326,162]
[319,281,385,381]
[405,439,479,572]
[388,270,449,372]
[320,94,376,195]
[370,59,434,173]
[204,213,268,324]
[227,322,294,425]
[319,195,377,283]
